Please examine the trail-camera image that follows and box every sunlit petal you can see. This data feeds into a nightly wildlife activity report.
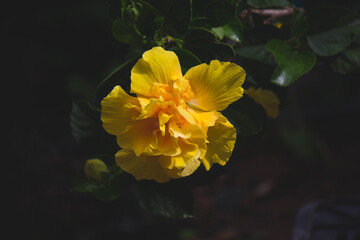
[131,47,183,97]
[101,85,141,136]
[115,149,170,183]
[185,60,245,111]
[116,117,158,156]
[201,115,237,170]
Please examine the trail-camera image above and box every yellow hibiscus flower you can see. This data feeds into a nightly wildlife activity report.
[101,47,245,183]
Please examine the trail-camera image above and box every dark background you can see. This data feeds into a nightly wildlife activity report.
[5,1,360,239]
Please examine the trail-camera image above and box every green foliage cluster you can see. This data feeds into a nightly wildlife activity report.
[71,0,360,218]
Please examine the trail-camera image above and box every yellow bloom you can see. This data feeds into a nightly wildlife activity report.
[101,47,245,183]
[245,87,280,118]
[274,22,283,29]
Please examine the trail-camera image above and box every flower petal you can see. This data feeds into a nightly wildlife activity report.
[173,139,201,170]
[131,47,183,97]
[185,60,245,111]
[173,78,195,103]
[148,129,181,156]
[158,112,172,136]
[181,158,201,177]
[101,85,140,136]
[115,149,170,183]
[168,116,203,139]
[201,115,237,170]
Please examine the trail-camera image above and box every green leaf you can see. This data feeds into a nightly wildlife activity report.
[107,0,129,21]
[245,24,285,45]
[171,48,201,74]
[212,17,243,43]
[165,0,191,37]
[291,8,308,39]
[222,95,263,135]
[70,101,117,153]
[192,0,240,27]
[70,101,101,142]
[266,39,316,86]
[307,23,360,56]
[73,162,127,201]
[135,1,161,39]
[211,27,225,40]
[111,18,136,43]
[151,0,192,37]
[190,17,212,30]
[91,174,127,201]
[183,27,235,61]
[96,57,138,101]
[246,0,292,8]
[208,0,238,27]
[136,180,194,218]
[331,35,360,74]
[305,5,359,35]
[280,124,316,160]
[222,17,243,43]
[235,44,274,64]
[72,169,99,192]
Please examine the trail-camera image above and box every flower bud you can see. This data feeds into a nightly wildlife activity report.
[84,158,109,181]
[124,2,140,23]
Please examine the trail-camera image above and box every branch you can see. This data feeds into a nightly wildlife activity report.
[241,7,305,24]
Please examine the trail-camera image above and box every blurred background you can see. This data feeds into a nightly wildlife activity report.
[5,0,360,239]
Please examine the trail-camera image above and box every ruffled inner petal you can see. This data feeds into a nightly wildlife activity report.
[160,139,202,178]
[116,117,158,156]
[148,129,181,156]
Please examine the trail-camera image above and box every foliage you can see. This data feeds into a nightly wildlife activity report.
[71,0,360,218]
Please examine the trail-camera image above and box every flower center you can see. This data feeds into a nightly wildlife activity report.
[136,78,198,138]
[149,77,195,106]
